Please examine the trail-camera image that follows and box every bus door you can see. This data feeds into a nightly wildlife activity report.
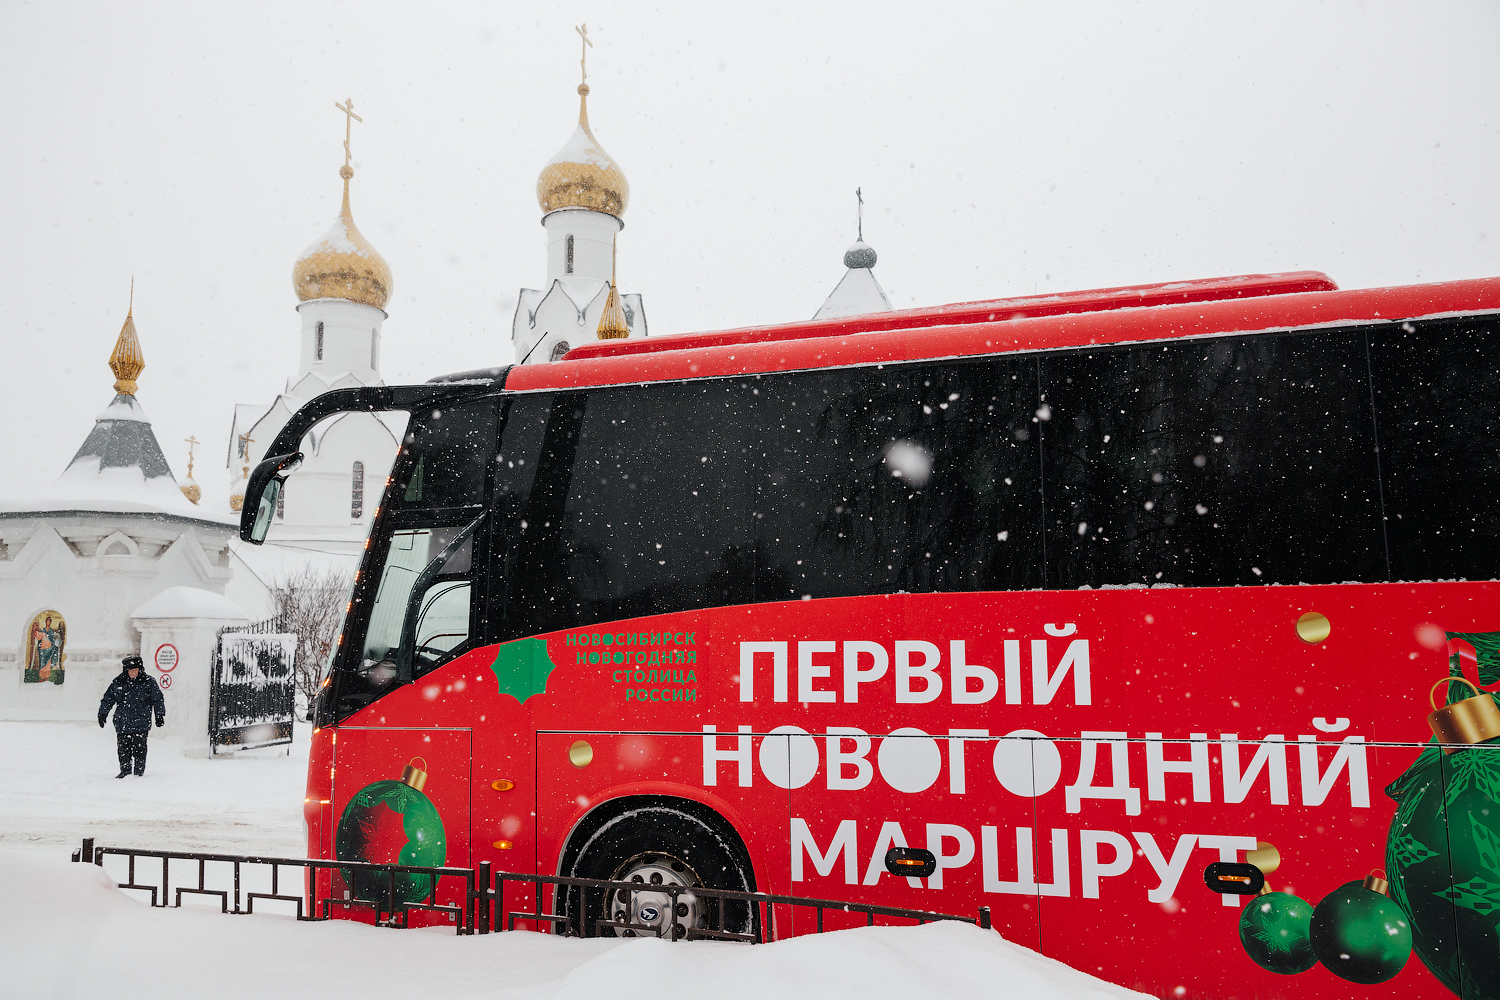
[786,730,1043,950]
[329,726,473,928]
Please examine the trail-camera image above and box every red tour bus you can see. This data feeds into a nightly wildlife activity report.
[242,271,1500,1000]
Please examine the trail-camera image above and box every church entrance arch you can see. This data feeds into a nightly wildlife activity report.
[23,609,67,685]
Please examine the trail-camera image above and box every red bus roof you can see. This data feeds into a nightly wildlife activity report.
[505,272,1500,392]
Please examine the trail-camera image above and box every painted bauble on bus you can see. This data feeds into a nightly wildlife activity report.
[1308,874,1412,985]
[335,757,447,905]
[1238,891,1317,975]
[1384,634,1500,1000]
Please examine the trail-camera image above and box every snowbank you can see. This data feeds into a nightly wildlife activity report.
[0,721,1157,999]
[1,847,1156,1000]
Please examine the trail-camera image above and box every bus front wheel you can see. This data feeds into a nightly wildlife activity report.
[558,796,758,940]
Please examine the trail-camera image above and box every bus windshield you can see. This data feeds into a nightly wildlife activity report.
[358,519,481,686]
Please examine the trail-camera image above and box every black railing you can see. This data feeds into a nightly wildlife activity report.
[471,861,989,942]
[74,839,477,932]
[71,838,990,942]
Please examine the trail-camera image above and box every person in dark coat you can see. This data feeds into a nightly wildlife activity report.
[98,655,165,777]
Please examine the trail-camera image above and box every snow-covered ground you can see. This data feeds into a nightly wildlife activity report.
[0,721,1156,999]
[0,720,308,859]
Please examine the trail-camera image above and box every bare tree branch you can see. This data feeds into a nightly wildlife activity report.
[267,565,353,717]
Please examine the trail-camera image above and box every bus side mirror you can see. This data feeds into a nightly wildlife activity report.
[241,452,304,544]
[884,846,937,879]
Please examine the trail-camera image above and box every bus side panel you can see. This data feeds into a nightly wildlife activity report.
[787,734,1043,949]
[328,726,472,928]
[1029,740,1443,999]
[533,732,780,916]
[1362,580,1500,744]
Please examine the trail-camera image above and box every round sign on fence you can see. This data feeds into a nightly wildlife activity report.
[154,643,178,672]
[159,674,172,689]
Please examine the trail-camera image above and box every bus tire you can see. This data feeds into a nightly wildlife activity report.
[558,795,758,940]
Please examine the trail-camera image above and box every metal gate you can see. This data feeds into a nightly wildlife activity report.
[210,615,296,752]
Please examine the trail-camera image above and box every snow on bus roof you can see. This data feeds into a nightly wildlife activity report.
[506,273,1500,393]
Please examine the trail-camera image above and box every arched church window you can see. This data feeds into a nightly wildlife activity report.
[316,321,325,361]
[549,341,571,363]
[370,329,378,370]
[351,461,365,519]
[24,610,66,685]
[565,234,574,274]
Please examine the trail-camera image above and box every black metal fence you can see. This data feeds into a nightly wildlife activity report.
[210,616,296,752]
[472,861,988,942]
[74,838,476,931]
[72,838,990,942]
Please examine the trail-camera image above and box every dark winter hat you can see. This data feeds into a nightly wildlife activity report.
[122,655,144,671]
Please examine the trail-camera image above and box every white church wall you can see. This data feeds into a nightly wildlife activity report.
[514,279,648,365]
[543,208,622,282]
[0,514,236,722]
[295,297,385,385]
[133,612,245,754]
[231,397,295,501]
[269,412,396,551]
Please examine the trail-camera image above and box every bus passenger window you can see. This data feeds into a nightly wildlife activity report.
[500,382,756,640]
[1369,317,1500,582]
[756,360,1044,599]
[1040,331,1383,587]
[395,402,494,512]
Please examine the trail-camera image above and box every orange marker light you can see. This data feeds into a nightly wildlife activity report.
[490,779,515,792]
[493,840,514,850]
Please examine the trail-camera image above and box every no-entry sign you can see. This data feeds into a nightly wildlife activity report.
[154,643,178,672]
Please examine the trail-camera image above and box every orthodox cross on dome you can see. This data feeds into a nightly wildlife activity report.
[184,435,199,479]
[576,24,592,85]
[238,433,254,480]
[856,187,864,242]
[335,98,363,173]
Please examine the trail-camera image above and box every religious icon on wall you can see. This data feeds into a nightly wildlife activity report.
[24,611,66,685]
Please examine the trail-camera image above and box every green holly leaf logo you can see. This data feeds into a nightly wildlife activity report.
[488,636,558,703]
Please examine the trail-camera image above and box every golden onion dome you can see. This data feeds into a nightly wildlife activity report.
[537,84,629,218]
[293,166,393,310]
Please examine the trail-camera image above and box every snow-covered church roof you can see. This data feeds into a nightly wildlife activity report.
[0,305,232,523]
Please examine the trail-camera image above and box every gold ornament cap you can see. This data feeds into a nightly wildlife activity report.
[400,756,429,792]
[293,168,392,310]
[595,237,629,341]
[536,84,630,217]
[1427,675,1500,753]
[1362,869,1390,896]
[109,304,145,396]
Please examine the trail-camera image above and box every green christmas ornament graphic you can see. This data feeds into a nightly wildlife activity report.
[1384,628,1500,1000]
[335,757,447,905]
[1309,871,1412,984]
[1239,891,1317,975]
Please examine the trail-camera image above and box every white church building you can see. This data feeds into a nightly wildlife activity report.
[0,307,254,730]
[512,77,648,363]
[225,154,402,554]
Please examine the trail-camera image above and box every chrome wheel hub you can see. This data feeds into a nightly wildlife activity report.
[608,852,703,939]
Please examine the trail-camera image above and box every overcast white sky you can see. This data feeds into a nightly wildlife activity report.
[3,1,1498,510]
